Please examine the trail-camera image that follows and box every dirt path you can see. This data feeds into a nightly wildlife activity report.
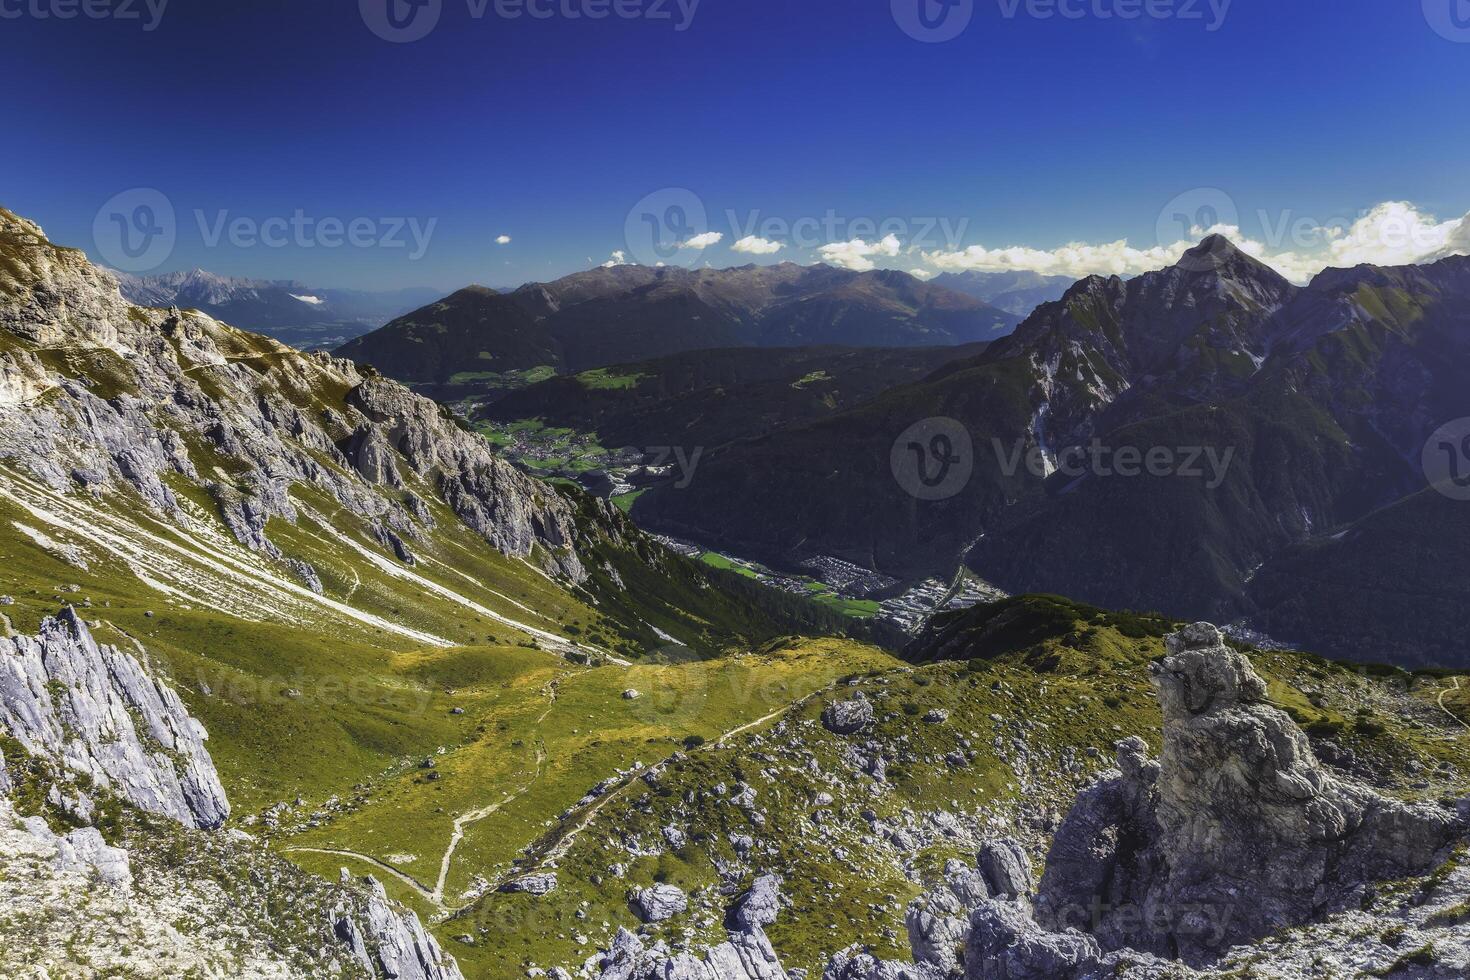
[1438,676,1469,732]
[431,742,547,904]
[509,676,844,879]
[287,676,563,910]
[285,846,436,900]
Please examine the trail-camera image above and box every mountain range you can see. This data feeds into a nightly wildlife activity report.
[2,203,1468,980]
[929,269,1075,316]
[334,263,1021,402]
[115,268,439,350]
[630,236,1470,665]
[477,342,990,455]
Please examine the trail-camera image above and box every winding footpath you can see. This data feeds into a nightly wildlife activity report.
[284,671,847,911]
[512,675,846,878]
[1438,676,1469,732]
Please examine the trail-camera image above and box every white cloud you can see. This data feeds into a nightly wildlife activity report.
[818,234,902,272]
[908,268,936,280]
[732,235,783,255]
[602,250,628,268]
[496,234,512,245]
[919,203,1470,286]
[679,231,724,250]
[1326,202,1463,267]
[291,294,325,306]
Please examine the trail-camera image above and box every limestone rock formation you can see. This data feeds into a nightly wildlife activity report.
[1025,623,1467,967]
[734,874,783,930]
[632,882,689,922]
[333,873,466,980]
[822,693,875,736]
[0,608,229,829]
[0,207,584,582]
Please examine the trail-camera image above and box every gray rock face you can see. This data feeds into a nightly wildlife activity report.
[334,874,465,980]
[904,855,1002,974]
[501,872,558,896]
[596,918,789,980]
[1031,623,1466,966]
[965,899,1101,980]
[22,816,132,892]
[0,209,584,583]
[734,875,782,930]
[822,949,930,980]
[632,882,689,922]
[977,839,1033,900]
[0,742,9,796]
[822,694,875,736]
[0,609,229,829]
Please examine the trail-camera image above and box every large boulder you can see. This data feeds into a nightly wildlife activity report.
[821,694,875,736]
[733,875,783,929]
[632,883,689,923]
[964,899,1101,980]
[977,839,1034,900]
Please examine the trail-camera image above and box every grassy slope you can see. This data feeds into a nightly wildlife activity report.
[434,596,1470,980]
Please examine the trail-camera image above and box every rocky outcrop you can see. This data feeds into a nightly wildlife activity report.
[0,207,585,582]
[21,812,133,892]
[501,871,558,895]
[0,742,9,796]
[333,873,466,980]
[0,608,229,829]
[631,882,689,922]
[733,874,782,930]
[1016,623,1468,970]
[595,877,789,980]
[822,693,875,735]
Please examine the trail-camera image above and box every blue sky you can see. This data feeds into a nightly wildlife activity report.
[5,0,1470,289]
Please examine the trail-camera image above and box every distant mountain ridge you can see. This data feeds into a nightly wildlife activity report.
[930,269,1075,317]
[334,263,1020,397]
[116,268,439,350]
[632,236,1470,665]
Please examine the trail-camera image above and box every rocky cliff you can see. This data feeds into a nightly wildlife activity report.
[0,606,465,980]
[0,205,583,583]
[0,607,229,829]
